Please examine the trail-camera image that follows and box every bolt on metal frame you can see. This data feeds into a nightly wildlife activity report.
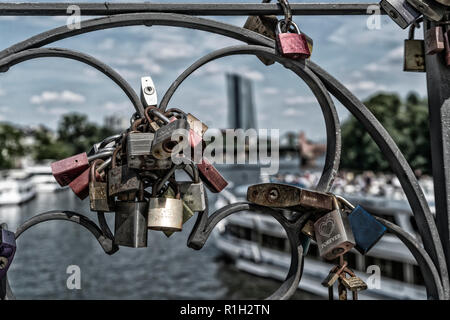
[0,2,448,300]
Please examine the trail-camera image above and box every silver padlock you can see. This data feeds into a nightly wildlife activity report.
[114,201,148,248]
[406,0,445,22]
[127,132,155,169]
[152,118,190,160]
[314,196,355,261]
[380,0,420,29]
[148,196,184,232]
[178,181,206,212]
[140,76,158,107]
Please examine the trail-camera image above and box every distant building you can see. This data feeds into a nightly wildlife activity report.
[104,115,129,133]
[226,73,257,130]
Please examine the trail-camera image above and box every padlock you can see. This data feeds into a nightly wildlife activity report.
[337,197,387,255]
[108,153,141,196]
[301,219,316,240]
[51,152,89,186]
[152,118,190,160]
[406,0,445,22]
[0,228,16,280]
[244,14,279,65]
[321,261,348,288]
[178,177,206,212]
[148,195,184,232]
[197,157,228,193]
[186,113,208,149]
[404,23,426,72]
[140,76,158,107]
[425,25,445,54]
[339,268,368,293]
[163,186,195,237]
[247,183,334,213]
[314,197,355,261]
[89,160,111,212]
[69,166,90,200]
[444,28,450,66]
[127,132,155,169]
[380,0,421,29]
[276,20,311,60]
[114,201,148,248]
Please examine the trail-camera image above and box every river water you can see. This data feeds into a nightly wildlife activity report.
[1,165,321,300]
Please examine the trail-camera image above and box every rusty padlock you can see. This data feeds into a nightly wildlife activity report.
[425,25,445,55]
[197,157,228,193]
[276,20,311,60]
[51,152,89,186]
[89,159,111,212]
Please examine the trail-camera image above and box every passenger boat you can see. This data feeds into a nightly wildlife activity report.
[25,164,65,193]
[212,184,428,300]
[0,170,36,205]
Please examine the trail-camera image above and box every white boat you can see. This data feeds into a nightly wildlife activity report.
[25,164,64,193]
[0,170,36,205]
[213,184,428,300]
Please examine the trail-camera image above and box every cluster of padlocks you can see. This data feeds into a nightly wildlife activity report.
[380,0,450,71]
[50,76,228,248]
[247,183,387,300]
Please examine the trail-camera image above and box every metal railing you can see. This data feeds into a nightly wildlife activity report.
[0,2,448,300]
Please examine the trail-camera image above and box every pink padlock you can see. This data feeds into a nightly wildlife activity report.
[276,20,311,60]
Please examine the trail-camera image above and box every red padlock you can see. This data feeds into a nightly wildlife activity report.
[68,167,90,200]
[51,152,89,186]
[276,20,311,60]
[197,157,228,193]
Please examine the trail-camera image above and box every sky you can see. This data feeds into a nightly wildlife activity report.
[0,0,428,141]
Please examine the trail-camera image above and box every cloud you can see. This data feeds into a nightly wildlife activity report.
[284,96,317,105]
[0,88,5,96]
[262,87,279,95]
[97,38,116,51]
[344,80,387,93]
[282,108,305,117]
[103,101,133,113]
[30,90,86,104]
[37,106,69,116]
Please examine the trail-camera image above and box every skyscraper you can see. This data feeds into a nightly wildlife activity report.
[226,73,257,130]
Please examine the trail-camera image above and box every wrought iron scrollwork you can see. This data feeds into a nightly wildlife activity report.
[0,10,447,300]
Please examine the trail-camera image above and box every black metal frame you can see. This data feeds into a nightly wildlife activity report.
[0,3,448,300]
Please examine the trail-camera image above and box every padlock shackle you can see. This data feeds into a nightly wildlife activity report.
[336,195,356,211]
[88,150,114,162]
[277,19,300,35]
[111,145,122,168]
[408,16,424,40]
[90,159,104,182]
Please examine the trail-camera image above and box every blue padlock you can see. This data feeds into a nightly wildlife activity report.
[347,205,387,255]
[0,228,16,280]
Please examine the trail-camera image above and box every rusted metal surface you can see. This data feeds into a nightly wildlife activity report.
[0,2,386,16]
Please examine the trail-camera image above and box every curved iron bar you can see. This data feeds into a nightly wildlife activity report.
[375,216,444,299]
[0,48,145,117]
[160,45,341,192]
[188,202,306,300]
[15,210,118,255]
[307,61,450,299]
[3,211,119,300]
[0,12,445,299]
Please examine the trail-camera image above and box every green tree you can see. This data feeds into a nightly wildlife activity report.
[31,125,72,161]
[56,113,115,158]
[340,92,431,174]
[0,123,26,168]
